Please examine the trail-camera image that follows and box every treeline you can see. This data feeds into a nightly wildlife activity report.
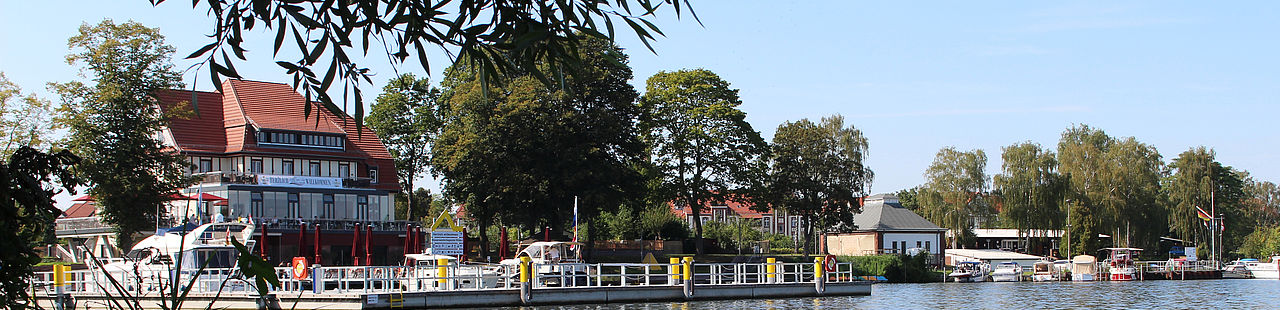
[368,35,874,257]
[898,125,1280,260]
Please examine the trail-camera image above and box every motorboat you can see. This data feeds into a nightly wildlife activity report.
[948,261,989,283]
[1032,260,1063,282]
[1071,255,1097,281]
[1245,256,1280,279]
[990,262,1022,282]
[1104,248,1142,281]
[499,241,588,286]
[402,253,501,290]
[98,222,255,293]
[1223,259,1256,279]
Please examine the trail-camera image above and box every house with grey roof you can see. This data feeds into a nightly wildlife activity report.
[826,194,946,256]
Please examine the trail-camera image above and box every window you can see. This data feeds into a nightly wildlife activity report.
[282,161,294,175]
[357,196,368,220]
[250,159,263,173]
[288,193,300,218]
[199,159,212,173]
[250,192,263,217]
[322,194,334,219]
[338,163,350,178]
[762,217,772,233]
[926,241,931,252]
[917,241,922,249]
[368,167,378,183]
[309,162,321,176]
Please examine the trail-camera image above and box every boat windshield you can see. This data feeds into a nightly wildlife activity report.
[125,248,156,261]
[181,248,238,269]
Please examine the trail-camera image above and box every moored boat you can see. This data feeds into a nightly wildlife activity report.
[1104,248,1142,281]
[1245,256,1280,279]
[1032,260,1064,282]
[1071,255,1097,282]
[990,262,1022,282]
[948,261,989,283]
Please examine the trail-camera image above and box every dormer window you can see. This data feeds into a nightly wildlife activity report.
[256,129,344,150]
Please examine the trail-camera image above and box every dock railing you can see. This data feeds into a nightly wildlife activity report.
[31,259,870,298]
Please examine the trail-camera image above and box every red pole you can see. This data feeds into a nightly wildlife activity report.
[352,223,361,266]
[313,223,322,265]
[414,225,421,254]
[403,224,411,257]
[298,222,307,258]
[365,225,373,265]
[461,228,468,262]
[544,226,550,242]
[259,222,269,262]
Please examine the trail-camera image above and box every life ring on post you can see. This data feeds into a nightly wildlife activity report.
[824,255,838,273]
[292,257,310,280]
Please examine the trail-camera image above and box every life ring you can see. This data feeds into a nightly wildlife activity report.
[824,255,838,272]
[292,257,309,280]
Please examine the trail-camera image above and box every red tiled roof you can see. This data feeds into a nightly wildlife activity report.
[670,199,772,218]
[225,80,345,134]
[154,89,227,153]
[62,202,97,218]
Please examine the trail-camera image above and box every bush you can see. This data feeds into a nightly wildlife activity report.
[839,253,940,283]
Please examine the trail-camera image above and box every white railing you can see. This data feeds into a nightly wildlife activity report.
[31,260,870,298]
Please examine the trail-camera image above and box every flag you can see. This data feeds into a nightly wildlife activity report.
[572,196,579,244]
[1195,206,1212,222]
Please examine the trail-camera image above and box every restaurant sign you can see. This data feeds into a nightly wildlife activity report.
[257,174,342,188]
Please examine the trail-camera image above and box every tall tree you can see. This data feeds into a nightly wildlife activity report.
[0,148,80,309]
[53,20,195,249]
[434,36,647,259]
[1056,125,1165,255]
[993,142,1066,252]
[1166,147,1246,261]
[0,73,61,156]
[638,69,768,255]
[368,73,441,222]
[1241,172,1280,228]
[1056,124,1113,256]
[769,115,873,255]
[918,147,989,249]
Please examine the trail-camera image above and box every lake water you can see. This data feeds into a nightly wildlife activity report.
[480,279,1280,309]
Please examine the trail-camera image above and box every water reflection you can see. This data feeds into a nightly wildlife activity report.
[479,279,1280,309]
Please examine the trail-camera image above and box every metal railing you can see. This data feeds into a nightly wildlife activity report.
[55,217,115,235]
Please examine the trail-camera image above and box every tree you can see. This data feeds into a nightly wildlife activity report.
[993,142,1066,253]
[433,35,647,258]
[166,0,698,127]
[918,147,989,249]
[0,73,60,156]
[394,187,435,223]
[1166,147,1246,261]
[1101,137,1165,250]
[54,20,196,249]
[1242,173,1280,228]
[368,74,442,221]
[638,68,768,255]
[769,115,873,255]
[0,147,80,309]
[895,187,922,211]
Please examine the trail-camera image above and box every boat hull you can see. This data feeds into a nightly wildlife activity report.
[1031,274,1057,282]
[990,273,1020,282]
[1072,274,1094,282]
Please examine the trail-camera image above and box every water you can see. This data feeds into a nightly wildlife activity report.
[480,279,1280,309]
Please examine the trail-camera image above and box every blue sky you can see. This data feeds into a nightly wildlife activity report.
[3,1,1278,209]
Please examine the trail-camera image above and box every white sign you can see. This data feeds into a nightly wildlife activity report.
[257,174,342,188]
[431,231,465,256]
[1185,247,1197,261]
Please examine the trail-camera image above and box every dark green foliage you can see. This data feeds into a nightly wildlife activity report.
[918,147,990,248]
[369,74,442,222]
[993,142,1067,252]
[841,254,939,283]
[230,237,280,296]
[55,20,196,249]
[1057,125,1164,255]
[598,203,688,241]
[895,187,922,211]
[0,147,80,309]
[1166,147,1246,261]
[769,115,873,255]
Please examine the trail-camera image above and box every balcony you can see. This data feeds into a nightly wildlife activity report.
[195,172,375,189]
[55,216,115,237]
[254,218,418,232]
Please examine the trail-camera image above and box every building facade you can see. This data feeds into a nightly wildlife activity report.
[826,194,946,257]
[669,198,807,249]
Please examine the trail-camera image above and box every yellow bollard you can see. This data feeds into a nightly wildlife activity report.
[53,264,65,286]
[814,257,824,278]
[437,258,449,285]
[670,257,681,282]
[682,257,693,281]
[766,258,777,282]
[519,256,532,283]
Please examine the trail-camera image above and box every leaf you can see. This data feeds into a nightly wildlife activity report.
[231,236,280,296]
[273,18,287,57]
[186,42,218,59]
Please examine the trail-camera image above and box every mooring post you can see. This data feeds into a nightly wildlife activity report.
[814,257,826,295]
[312,265,322,294]
[53,264,65,310]
[669,257,681,285]
[682,257,695,298]
[436,258,449,289]
[520,255,532,303]
[766,257,777,284]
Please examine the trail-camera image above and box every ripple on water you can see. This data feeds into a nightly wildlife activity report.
[477,279,1280,310]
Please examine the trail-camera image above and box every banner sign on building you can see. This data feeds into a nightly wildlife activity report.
[430,231,465,256]
[257,174,342,188]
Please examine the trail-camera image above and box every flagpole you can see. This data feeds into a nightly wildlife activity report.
[573,196,579,244]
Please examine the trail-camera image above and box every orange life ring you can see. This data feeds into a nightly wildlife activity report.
[292,257,309,280]
[824,255,838,272]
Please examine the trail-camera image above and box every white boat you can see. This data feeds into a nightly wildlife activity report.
[1104,248,1142,281]
[98,222,255,293]
[499,241,589,286]
[1071,255,1097,282]
[948,261,989,282]
[1246,256,1280,279]
[1224,259,1256,279]
[990,262,1022,282]
[1031,260,1063,282]
[401,253,501,290]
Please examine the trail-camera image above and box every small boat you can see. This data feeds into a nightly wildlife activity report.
[990,262,1022,282]
[1032,260,1063,282]
[1071,255,1097,282]
[948,261,989,283]
[99,222,256,293]
[1223,259,1256,279]
[402,253,501,290]
[1104,248,1142,281]
[499,241,589,286]
[1246,256,1280,279]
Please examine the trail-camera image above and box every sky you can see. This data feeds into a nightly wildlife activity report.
[2,1,1278,210]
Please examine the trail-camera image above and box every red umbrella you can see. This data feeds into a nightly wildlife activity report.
[187,193,228,201]
[72,195,94,201]
[364,225,372,265]
[352,223,362,266]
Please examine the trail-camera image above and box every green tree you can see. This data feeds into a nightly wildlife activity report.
[993,142,1066,252]
[0,148,80,309]
[1242,173,1280,228]
[54,20,196,249]
[368,74,442,221]
[895,187,922,211]
[1102,137,1165,250]
[1056,124,1113,256]
[434,36,647,258]
[0,73,61,156]
[638,69,768,255]
[168,0,697,126]
[769,115,873,255]
[918,147,989,249]
[1238,225,1280,259]
[1166,147,1246,261]
[394,187,435,223]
